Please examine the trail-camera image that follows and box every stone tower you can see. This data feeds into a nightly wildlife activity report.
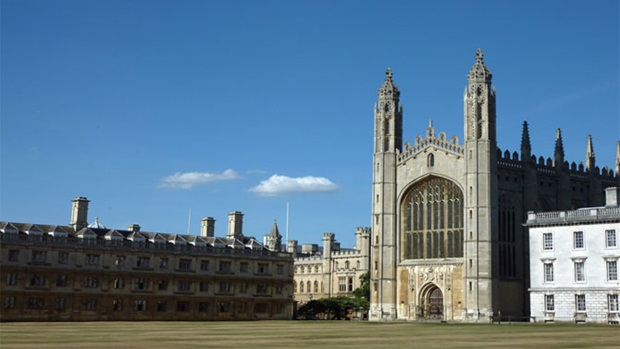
[463,49,498,319]
[263,220,282,252]
[69,196,89,231]
[370,68,402,320]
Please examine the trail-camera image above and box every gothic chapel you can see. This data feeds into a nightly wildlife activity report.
[370,49,619,322]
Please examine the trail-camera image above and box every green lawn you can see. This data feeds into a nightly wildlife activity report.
[1,321,618,349]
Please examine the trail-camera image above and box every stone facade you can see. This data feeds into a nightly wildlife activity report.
[370,50,620,322]
[289,228,370,304]
[527,187,620,324]
[0,198,294,322]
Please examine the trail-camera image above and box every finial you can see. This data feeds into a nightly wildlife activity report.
[476,49,484,62]
[386,68,393,80]
[586,134,595,171]
[554,128,565,165]
[521,121,531,160]
[428,119,433,129]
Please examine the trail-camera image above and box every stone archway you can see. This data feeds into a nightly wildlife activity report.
[420,284,444,320]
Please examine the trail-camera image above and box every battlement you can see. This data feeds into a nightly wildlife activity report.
[496,147,618,180]
[398,131,463,164]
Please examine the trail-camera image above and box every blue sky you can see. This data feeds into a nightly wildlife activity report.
[1,0,618,248]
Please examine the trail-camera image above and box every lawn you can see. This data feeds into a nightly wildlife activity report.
[1,321,618,349]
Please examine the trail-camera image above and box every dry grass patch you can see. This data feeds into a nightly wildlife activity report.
[1,321,619,349]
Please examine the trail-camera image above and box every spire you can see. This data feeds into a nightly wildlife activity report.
[520,121,531,161]
[467,49,493,85]
[378,68,400,101]
[554,128,565,166]
[615,141,620,176]
[585,134,596,171]
[269,220,281,238]
[426,119,435,138]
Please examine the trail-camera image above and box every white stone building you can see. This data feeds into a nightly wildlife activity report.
[527,187,620,324]
[289,228,370,303]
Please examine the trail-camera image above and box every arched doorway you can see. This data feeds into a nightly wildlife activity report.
[420,285,444,320]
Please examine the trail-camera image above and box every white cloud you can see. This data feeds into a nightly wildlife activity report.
[159,169,240,190]
[249,174,339,196]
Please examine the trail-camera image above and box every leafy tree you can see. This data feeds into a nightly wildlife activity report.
[353,271,370,301]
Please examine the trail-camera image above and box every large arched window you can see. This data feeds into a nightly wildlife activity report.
[402,177,463,260]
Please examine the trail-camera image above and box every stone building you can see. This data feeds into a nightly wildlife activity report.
[527,187,620,324]
[287,228,370,303]
[370,49,619,322]
[1,197,294,322]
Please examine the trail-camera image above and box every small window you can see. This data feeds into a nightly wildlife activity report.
[8,250,19,262]
[85,254,99,266]
[136,256,150,268]
[544,263,554,283]
[607,260,618,281]
[200,260,209,271]
[6,273,17,286]
[574,262,585,282]
[178,259,192,271]
[160,258,168,269]
[177,280,192,292]
[573,231,584,249]
[545,295,554,311]
[4,296,15,309]
[113,300,123,311]
[58,252,68,264]
[427,153,435,167]
[575,294,586,312]
[239,262,248,273]
[607,230,617,248]
[608,294,619,312]
[134,300,147,311]
[543,233,553,250]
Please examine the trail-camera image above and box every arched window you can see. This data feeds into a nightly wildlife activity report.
[300,281,304,293]
[402,177,463,260]
[314,281,319,293]
[306,281,311,293]
[427,153,435,167]
[293,281,297,293]
[345,261,350,269]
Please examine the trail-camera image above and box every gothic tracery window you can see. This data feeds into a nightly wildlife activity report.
[403,177,463,260]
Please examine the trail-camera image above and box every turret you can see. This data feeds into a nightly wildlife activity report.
[356,227,371,256]
[374,68,403,153]
[463,49,499,320]
[263,220,282,252]
[322,232,335,258]
[464,49,496,142]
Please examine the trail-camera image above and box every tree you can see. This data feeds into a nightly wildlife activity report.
[353,271,370,301]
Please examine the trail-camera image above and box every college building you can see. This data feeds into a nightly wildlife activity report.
[527,187,620,324]
[370,49,619,322]
[288,228,371,304]
[1,197,294,322]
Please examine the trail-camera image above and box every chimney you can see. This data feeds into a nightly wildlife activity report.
[128,224,141,233]
[70,197,89,231]
[605,187,620,208]
[201,217,215,237]
[227,211,244,239]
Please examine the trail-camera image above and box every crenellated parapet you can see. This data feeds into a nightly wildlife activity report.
[398,124,463,164]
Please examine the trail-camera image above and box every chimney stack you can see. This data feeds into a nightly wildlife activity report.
[70,197,89,231]
[201,217,215,237]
